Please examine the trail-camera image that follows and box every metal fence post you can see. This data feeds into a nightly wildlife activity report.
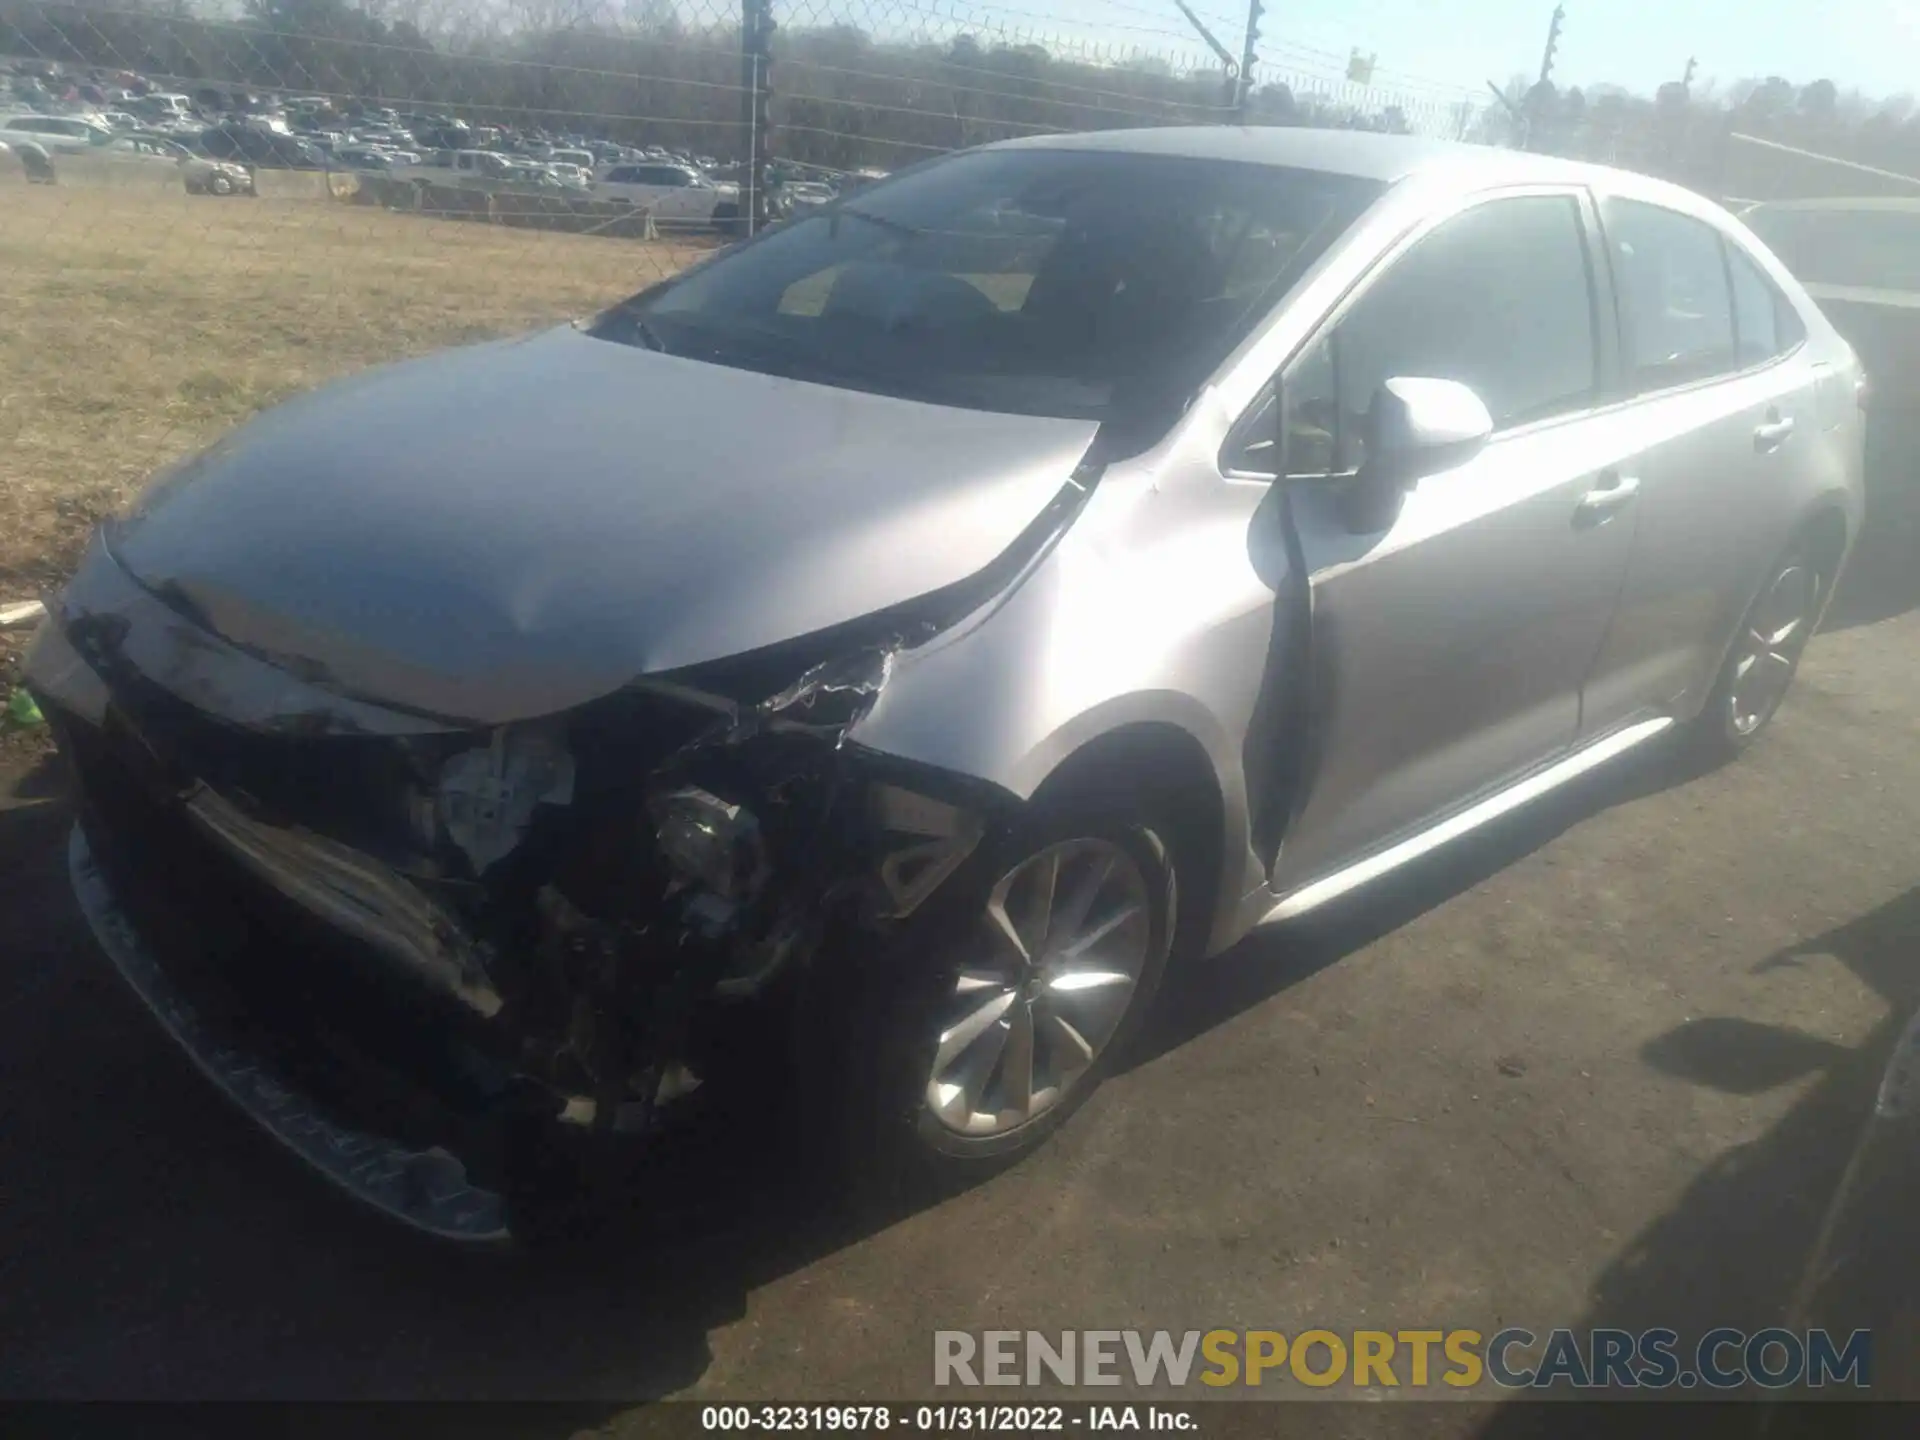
[740,0,775,235]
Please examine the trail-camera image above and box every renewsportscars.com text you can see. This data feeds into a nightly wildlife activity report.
[933,1328,1872,1390]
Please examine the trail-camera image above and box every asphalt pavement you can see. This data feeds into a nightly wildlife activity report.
[1,550,1915,1436]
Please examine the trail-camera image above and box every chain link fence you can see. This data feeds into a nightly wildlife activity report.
[0,0,1503,598]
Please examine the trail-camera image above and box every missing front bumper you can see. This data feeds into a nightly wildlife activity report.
[68,822,512,1244]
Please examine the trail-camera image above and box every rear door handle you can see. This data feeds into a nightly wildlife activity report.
[1754,416,1796,451]
[1574,471,1640,527]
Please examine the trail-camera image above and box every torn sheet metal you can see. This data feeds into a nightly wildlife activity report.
[184,783,504,1018]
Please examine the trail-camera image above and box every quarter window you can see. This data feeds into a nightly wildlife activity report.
[1605,198,1738,388]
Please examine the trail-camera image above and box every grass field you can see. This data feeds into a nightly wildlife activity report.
[0,177,707,596]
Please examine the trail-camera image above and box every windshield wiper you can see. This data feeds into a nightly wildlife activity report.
[591,305,669,352]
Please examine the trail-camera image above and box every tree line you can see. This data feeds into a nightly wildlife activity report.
[3,0,1916,187]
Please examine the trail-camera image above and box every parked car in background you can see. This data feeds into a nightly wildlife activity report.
[108,130,256,195]
[594,159,741,231]
[198,122,323,169]
[331,145,417,172]
[130,92,195,126]
[0,112,111,153]
[27,130,1865,1245]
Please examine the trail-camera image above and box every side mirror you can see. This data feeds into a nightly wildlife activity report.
[1338,377,1492,533]
[1364,377,1494,486]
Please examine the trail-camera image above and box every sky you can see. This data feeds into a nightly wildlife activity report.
[955,0,1920,103]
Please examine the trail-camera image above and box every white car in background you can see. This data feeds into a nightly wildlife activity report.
[594,160,741,231]
[0,112,112,153]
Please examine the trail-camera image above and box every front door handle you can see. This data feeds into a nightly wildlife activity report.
[1754,415,1796,451]
[1574,471,1641,528]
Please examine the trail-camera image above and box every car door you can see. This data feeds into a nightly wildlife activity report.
[1249,189,1643,894]
[1577,196,1822,736]
[648,166,707,223]
[610,164,670,213]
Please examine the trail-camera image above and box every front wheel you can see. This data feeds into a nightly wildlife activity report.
[810,799,1178,1204]
[208,171,234,196]
[1692,541,1826,760]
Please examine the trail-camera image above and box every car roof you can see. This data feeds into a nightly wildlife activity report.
[985,125,1588,185]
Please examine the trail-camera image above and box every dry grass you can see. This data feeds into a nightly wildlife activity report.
[0,176,707,596]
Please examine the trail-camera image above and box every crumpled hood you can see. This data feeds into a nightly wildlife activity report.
[107,325,1099,724]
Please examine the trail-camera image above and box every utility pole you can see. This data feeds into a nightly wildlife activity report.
[739,0,774,236]
[1238,0,1264,122]
[1681,55,1697,95]
[1170,0,1245,114]
[1519,2,1565,150]
[1538,2,1565,87]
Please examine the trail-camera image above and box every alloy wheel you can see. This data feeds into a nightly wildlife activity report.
[1729,562,1818,737]
[924,838,1153,1138]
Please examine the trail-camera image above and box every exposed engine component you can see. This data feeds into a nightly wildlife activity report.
[436,726,575,872]
[647,785,770,903]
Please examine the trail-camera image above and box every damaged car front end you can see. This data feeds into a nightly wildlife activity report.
[29,523,1052,1241]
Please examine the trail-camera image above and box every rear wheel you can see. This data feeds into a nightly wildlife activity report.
[1693,540,1826,759]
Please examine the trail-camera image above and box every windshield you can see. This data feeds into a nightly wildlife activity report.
[589,147,1382,421]
[1746,205,1920,293]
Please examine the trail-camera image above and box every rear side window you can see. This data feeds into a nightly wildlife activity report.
[1725,241,1802,366]
[1604,198,1737,389]
[1335,194,1599,442]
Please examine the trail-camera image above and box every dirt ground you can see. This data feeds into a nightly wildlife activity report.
[0,177,703,597]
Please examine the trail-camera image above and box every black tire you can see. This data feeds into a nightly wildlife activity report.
[208,172,234,196]
[1690,535,1828,763]
[805,793,1180,1209]
[710,202,744,237]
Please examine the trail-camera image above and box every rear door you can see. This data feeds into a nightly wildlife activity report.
[1577,197,1822,736]
[1253,189,1642,893]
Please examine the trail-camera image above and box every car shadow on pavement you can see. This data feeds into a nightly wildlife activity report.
[1469,887,1920,1440]
[1822,530,1919,633]
[1132,736,1723,1071]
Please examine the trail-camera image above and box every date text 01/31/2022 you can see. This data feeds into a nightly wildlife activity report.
[700,1406,1198,1431]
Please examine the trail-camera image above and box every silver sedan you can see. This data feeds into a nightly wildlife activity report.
[27,127,1866,1241]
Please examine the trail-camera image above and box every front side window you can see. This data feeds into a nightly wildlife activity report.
[1338,194,1598,450]
[1229,194,1598,477]
[1604,198,1738,389]
[592,147,1382,423]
